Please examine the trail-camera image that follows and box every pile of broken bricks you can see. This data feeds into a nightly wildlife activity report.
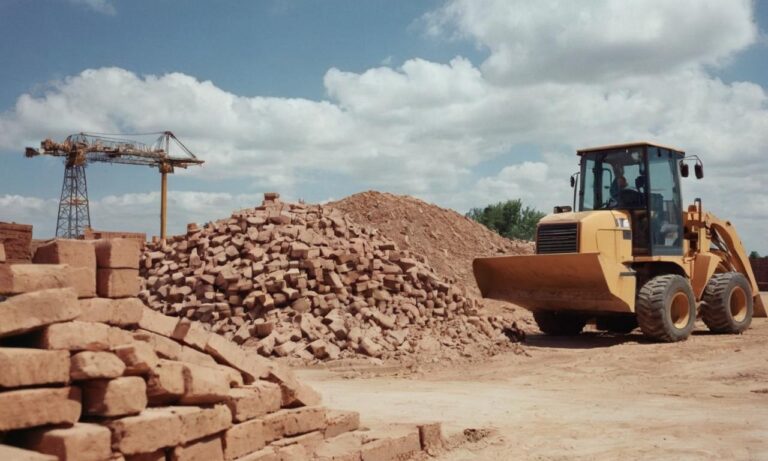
[0,238,443,460]
[139,193,519,362]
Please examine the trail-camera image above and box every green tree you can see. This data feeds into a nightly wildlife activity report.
[750,251,761,259]
[466,199,545,241]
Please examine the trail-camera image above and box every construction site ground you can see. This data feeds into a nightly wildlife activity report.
[299,315,768,461]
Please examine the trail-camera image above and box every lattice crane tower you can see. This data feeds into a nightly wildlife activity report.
[25,131,203,240]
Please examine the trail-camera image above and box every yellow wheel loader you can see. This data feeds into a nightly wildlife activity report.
[473,142,765,342]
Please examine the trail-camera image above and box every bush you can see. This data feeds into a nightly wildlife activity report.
[466,199,545,241]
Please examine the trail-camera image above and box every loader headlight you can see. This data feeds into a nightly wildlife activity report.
[615,217,631,229]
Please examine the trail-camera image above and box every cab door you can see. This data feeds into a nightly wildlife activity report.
[647,147,684,256]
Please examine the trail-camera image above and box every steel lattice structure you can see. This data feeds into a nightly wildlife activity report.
[56,164,91,238]
[26,131,203,239]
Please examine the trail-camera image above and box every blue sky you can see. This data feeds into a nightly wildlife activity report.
[0,0,767,254]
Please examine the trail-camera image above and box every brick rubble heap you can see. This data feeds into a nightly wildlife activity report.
[139,194,520,361]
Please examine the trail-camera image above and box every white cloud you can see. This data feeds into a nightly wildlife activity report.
[69,0,116,15]
[0,0,766,252]
[425,0,757,83]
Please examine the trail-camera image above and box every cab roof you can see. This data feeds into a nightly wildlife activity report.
[577,141,685,156]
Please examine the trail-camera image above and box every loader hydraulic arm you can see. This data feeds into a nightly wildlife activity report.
[697,211,765,316]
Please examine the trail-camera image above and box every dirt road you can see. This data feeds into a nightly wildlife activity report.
[298,319,768,460]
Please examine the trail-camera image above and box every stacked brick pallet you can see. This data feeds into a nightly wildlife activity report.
[139,193,520,361]
[750,257,768,291]
[0,222,33,263]
[0,238,439,460]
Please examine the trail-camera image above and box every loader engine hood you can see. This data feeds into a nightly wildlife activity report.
[473,210,637,314]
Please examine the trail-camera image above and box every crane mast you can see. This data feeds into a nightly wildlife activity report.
[25,131,203,241]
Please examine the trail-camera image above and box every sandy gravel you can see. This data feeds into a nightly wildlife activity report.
[298,318,768,461]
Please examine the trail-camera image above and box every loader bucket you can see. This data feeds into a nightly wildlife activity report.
[473,253,636,314]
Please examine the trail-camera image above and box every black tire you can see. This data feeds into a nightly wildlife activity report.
[595,315,638,334]
[533,310,587,336]
[636,274,696,342]
[700,272,753,334]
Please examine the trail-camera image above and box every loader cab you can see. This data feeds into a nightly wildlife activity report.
[577,142,685,257]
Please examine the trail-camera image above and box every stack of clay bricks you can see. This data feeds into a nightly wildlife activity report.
[0,237,440,460]
[139,193,517,361]
[0,222,33,263]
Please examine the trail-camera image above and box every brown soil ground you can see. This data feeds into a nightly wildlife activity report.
[299,317,768,460]
[329,192,534,297]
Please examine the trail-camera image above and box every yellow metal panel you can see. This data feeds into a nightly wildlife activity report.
[473,253,635,313]
[691,254,720,300]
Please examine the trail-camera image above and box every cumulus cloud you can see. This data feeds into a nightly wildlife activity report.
[425,0,757,83]
[69,0,116,15]
[0,0,766,251]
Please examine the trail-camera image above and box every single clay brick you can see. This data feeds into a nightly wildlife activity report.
[21,422,112,461]
[106,408,182,455]
[0,264,71,295]
[171,435,224,461]
[179,345,217,366]
[33,239,96,269]
[170,404,232,443]
[224,382,282,423]
[178,361,231,405]
[262,407,326,443]
[270,431,324,453]
[266,364,321,408]
[0,348,70,388]
[67,266,97,298]
[313,432,363,461]
[39,321,132,351]
[77,297,144,326]
[138,308,178,337]
[70,351,126,380]
[0,445,57,461]
[172,318,210,351]
[275,444,308,461]
[359,425,421,461]
[417,422,444,452]
[82,377,147,417]
[0,387,81,431]
[205,333,270,382]
[223,418,265,460]
[0,287,80,338]
[133,329,182,359]
[94,239,141,269]
[324,410,360,438]
[97,268,139,298]
[146,360,186,405]
[113,342,159,375]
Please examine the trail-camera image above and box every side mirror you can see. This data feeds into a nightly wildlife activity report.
[694,163,703,179]
[570,176,575,188]
[680,161,689,178]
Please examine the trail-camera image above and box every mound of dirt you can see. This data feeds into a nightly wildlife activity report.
[329,192,534,297]
[139,193,523,364]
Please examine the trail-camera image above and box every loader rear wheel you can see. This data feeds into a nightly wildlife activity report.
[533,310,587,336]
[595,315,637,334]
[700,272,753,334]
[636,275,695,342]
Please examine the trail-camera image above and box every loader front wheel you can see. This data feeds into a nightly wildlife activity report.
[533,310,587,336]
[700,272,753,334]
[636,275,695,342]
